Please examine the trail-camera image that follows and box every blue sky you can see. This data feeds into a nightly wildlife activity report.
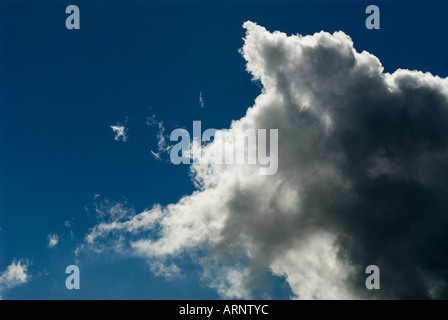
[1,0,447,299]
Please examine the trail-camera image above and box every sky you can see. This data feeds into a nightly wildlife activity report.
[0,0,448,299]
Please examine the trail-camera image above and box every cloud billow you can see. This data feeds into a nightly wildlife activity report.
[83,21,448,299]
[0,261,30,299]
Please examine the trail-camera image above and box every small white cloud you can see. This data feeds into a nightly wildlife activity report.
[149,261,181,280]
[93,200,135,223]
[150,150,162,161]
[64,219,75,239]
[47,234,59,248]
[110,125,128,142]
[155,122,168,152]
[0,260,30,297]
[199,92,205,108]
[145,114,157,127]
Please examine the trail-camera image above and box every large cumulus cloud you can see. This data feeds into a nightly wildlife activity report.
[81,21,448,299]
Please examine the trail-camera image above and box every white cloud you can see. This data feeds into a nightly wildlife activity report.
[199,92,205,108]
[93,200,135,223]
[155,122,168,152]
[82,22,448,299]
[150,150,161,161]
[149,261,182,280]
[147,114,171,161]
[47,233,59,248]
[110,125,128,142]
[64,218,75,239]
[0,261,30,297]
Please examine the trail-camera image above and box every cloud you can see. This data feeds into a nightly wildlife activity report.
[93,199,135,223]
[0,260,30,298]
[199,92,205,108]
[110,125,128,142]
[149,261,182,280]
[147,114,171,161]
[47,234,59,248]
[150,150,162,161]
[64,219,75,239]
[82,21,448,299]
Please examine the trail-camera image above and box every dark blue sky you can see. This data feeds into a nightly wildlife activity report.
[0,0,447,299]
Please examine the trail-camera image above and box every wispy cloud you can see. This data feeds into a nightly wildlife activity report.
[199,92,205,108]
[149,261,182,280]
[147,114,171,161]
[64,219,75,239]
[150,150,162,161]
